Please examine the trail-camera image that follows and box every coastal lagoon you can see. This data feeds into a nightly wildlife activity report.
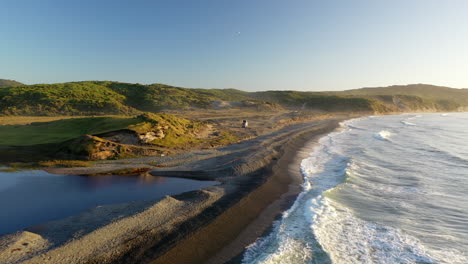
[243,113,468,264]
[0,171,216,235]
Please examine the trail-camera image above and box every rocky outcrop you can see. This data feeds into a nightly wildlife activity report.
[58,135,165,160]
[138,129,166,143]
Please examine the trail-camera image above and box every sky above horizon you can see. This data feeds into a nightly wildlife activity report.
[2,0,468,91]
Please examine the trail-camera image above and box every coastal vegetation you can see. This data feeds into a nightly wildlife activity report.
[1,81,466,116]
[0,112,242,162]
[37,160,94,168]
[0,113,215,147]
[0,116,139,146]
[1,79,468,163]
[250,91,392,112]
[0,79,23,88]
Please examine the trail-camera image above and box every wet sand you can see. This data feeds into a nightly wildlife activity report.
[0,116,350,264]
[150,119,344,264]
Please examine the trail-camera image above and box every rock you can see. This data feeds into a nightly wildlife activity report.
[139,130,165,143]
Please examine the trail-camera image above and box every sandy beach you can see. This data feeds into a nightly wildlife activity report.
[0,115,351,264]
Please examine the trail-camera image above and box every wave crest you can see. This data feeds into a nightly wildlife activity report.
[401,120,416,126]
[310,198,460,264]
[374,130,393,141]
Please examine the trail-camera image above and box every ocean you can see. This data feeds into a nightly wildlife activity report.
[242,113,468,264]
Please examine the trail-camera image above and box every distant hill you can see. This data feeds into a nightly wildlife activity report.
[333,84,468,112]
[337,84,468,103]
[249,84,468,113]
[0,81,467,115]
[0,79,23,88]
[249,90,389,112]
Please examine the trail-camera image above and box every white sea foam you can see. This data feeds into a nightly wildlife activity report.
[374,130,393,141]
[310,197,441,264]
[242,115,468,264]
[242,122,351,264]
[401,120,416,126]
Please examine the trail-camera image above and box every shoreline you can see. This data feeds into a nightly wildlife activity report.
[147,119,346,264]
[0,116,351,264]
[207,125,328,264]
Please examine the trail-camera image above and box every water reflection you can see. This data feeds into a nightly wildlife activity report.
[0,170,216,235]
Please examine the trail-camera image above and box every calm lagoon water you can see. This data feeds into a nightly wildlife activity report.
[0,170,216,235]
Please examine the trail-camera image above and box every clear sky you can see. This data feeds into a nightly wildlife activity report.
[2,0,468,91]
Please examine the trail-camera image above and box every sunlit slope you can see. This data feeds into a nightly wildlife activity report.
[0,113,204,147]
[0,113,243,161]
[249,91,391,112]
[340,84,468,101]
[335,84,468,110]
[251,84,468,112]
[0,79,23,88]
[0,81,467,115]
[0,81,261,115]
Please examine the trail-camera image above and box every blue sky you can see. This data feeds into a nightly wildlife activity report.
[2,0,468,91]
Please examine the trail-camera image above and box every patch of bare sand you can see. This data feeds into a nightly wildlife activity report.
[0,232,50,264]
[0,187,224,264]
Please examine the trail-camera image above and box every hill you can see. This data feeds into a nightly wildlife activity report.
[0,81,467,115]
[340,84,468,99]
[333,84,468,112]
[0,81,274,115]
[0,79,23,88]
[249,91,391,112]
[338,83,468,103]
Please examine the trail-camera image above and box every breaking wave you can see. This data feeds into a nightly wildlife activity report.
[401,120,416,126]
[310,197,440,264]
[242,114,468,264]
[373,130,393,141]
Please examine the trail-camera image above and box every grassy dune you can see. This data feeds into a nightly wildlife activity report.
[0,113,211,147]
[1,81,466,116]
[0,113,220,162]
[0,112,245,163]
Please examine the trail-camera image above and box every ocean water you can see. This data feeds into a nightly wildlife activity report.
[242,113,468,264]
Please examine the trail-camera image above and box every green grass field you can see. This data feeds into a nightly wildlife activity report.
[0,113,209,149]
[0,116,139,146]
